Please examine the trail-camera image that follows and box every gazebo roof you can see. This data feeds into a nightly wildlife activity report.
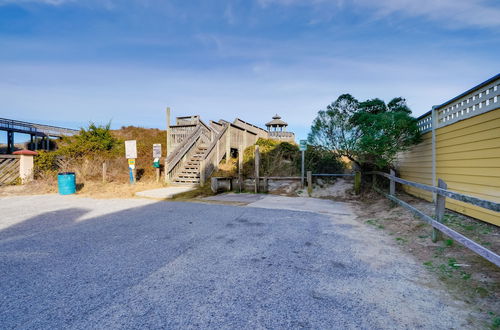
[265,114,288,127]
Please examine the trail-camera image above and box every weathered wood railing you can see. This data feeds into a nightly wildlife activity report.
[368,171,500,267]
[166,126,205,183]
[0,155,20,185]
[168,124,198,151]
[200,124,229,185]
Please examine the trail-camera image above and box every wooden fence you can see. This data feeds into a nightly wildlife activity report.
[397,101,499,226]
[0,155,20,185]
[369,170,500,267]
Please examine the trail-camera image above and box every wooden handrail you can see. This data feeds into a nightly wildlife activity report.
[369,171,500,267]
[367,171,500,212]
[166,126,202,173]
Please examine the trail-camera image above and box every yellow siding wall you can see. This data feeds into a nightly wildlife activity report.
[397,108,500,226]
[435,109,500,226]
[397,132,433,202]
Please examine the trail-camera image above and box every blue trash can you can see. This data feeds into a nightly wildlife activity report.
[58,172,76,195]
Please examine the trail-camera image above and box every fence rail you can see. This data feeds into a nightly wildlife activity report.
[368,171,500,267]
[0,155,20,185]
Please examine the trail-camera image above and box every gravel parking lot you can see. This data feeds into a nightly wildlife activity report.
[0,194,472,329]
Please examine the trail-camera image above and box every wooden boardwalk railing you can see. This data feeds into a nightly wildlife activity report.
[368,171,500,267]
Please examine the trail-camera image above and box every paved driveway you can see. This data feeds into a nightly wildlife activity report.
[0,195,470,329]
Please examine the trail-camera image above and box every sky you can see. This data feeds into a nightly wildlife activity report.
[1,0,499,143]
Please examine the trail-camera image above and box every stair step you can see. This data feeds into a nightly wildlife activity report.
[174,179,200,184]
[177,174,199,178]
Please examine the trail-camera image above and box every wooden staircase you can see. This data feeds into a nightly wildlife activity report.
[171,145,208,185]
[166,116,258,186]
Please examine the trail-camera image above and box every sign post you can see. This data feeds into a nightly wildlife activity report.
[125,140,137,184]
[299,140,307,188]
[153,143,162,183]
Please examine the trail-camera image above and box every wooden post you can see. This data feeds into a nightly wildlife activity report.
[307,171,312,196]
[300,150,305,188]
[216,139,220,163]
[354,171,361,194]
[166,107,171,157]
[432,179,447,242]
[226,125,231,164]
[165,158,170,184]
[200,159,205,187]
[263,177,268,193]
[238,144,243,192]
[389,169,395,196]
[254,145,260,193]
[156,167,160,183]
[102,162,107,182]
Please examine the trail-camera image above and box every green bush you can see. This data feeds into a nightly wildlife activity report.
[58,122,122,159]
[242,138,343,177]
[34,150,59,172]
[303,145,344,174]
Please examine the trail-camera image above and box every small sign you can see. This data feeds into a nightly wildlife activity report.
[153,157,160,168]
[299,140,307,151]
[153,144,162,158]
[125,140,137,159]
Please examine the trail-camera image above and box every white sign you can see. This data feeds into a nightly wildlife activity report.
[125,140,137,159]
[153,144,162,158]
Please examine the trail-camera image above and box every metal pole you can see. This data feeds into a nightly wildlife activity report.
[254,145,260,193]
[301,150,305,188]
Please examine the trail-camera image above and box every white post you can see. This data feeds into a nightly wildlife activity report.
[431,106,437,202]
[18,152,36,183]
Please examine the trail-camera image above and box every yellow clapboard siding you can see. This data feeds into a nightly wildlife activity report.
[442,182,500,199]
[433,174,500,187]
[445,200,500,226]
[436,137,500,154]
[397,108,500,226]
[436,148,499,161]
[436,158,500,168]
[437,118,500,142]
[398,173,432,181]
[436,108,500,134]
[403,187,433,202]
[436,167,500,177]
[436,129,500,148]
[398,161,433,166]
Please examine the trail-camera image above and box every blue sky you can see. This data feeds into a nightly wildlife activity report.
[1,0,499,143]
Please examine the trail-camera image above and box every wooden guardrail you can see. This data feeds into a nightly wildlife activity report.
[367,171,500,267]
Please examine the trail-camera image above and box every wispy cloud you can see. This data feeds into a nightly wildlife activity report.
[0,0,73,5]
[258,0,500,28]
